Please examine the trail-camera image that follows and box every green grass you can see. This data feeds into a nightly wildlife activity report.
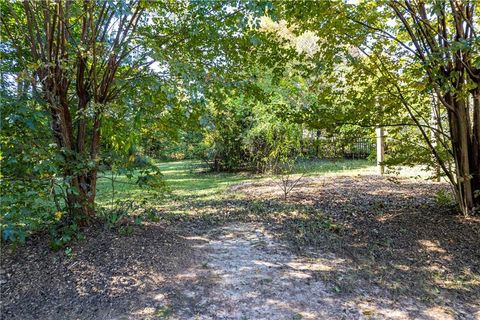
[95,159,377,208]
[96,160,253,206]
[296,158,374,176]
[156,161,251,198]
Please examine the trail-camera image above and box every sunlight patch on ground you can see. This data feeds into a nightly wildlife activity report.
[423,306,456,320]
[418,239,448,254]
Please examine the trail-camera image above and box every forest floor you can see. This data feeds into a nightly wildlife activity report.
[1,161,480,319]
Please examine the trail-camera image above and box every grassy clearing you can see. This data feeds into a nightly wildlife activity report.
[96,160,253,206]
[94,159,379,241]
[296,158,374,176]
[95,159,377,207]
[95,158,439,211]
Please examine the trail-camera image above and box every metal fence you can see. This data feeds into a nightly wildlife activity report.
[303,134,375,159]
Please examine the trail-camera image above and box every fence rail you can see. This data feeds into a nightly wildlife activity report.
[303,134,375,160]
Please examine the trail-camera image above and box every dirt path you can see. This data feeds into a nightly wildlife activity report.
[144,222,477,320]
[170,223,342,319]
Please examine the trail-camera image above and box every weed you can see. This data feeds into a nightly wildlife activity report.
[435,189,456,207]
[155,306,172,318]
[292,313,303,320]
[64,247,73,257]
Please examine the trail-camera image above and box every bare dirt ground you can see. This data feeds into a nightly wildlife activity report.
[1,175,479,319]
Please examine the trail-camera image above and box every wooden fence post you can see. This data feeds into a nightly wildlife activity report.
[376,126,385,175]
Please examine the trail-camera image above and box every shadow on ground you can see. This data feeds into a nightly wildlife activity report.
[1,175,479,319]
[0,223,204,319]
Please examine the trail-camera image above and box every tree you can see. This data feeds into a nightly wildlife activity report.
[387,0,479,215]
[268,0,479,215]
[1,0,146,222]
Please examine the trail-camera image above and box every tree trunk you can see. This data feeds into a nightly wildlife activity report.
[471,89,480,206]
[431,95,441,182]
[446,93,479,215]
[472,88,480,199]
